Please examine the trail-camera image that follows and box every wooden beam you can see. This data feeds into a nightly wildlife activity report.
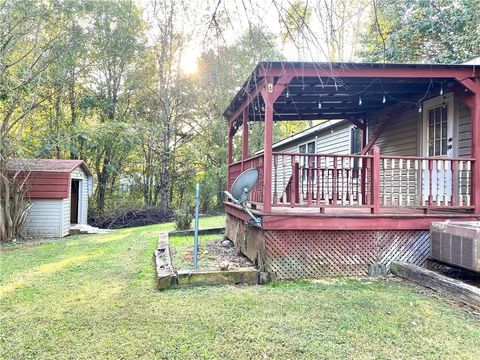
[227,123,233,165]
[258,214,477,230]
[453,90,475,109]
[371,146,380,214]
[273,75,294,102]
[457,77,480,94]
[361,111,398,154]
[472,80,480,214]
[261,76,274,213]
[249,113,369,121]
[349,117,365,130]
[227,78,266,124]
[241,109,249,168]
[391,262,480,310]
[260,65,478,80]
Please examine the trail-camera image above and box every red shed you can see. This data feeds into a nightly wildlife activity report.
[7,159,93,237]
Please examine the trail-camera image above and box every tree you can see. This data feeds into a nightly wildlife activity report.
[0,0,80,241]
[87,0,144,214]
[358,0,480,63]
[193,25,285,212]
[279,0,313,61]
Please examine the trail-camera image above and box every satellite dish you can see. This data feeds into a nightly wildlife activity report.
[224,168,261,227]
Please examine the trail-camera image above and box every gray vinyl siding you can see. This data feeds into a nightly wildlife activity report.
[272,121,353,201]
[275,121,353,154]
[62,197,70,237]
[456,100,472,157]
[26,200,64,238]
[367,105,419,156]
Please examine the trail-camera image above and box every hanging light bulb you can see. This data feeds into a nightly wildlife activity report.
[440,85,443,96]
[261,105,265,112]
[418,102,422,113]
[286,89,290,98]
[382,93,386,104]
[317,100,322,109]
[358,96,362,106]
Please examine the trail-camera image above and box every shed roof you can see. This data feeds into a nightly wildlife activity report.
[7,159,93,177]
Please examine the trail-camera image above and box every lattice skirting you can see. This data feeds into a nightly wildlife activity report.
[264,230,430,279]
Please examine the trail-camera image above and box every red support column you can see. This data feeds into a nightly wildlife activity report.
[472,82,480,214]
[262,77,274,213]
[227,123,233,166]
[371,146,381,214]
[241,109,249,170]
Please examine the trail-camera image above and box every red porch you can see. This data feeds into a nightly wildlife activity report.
[224,62,480,278]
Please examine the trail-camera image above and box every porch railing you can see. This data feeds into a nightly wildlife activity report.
[380,155,473,208]
[227,148,474,213]
[271,152,374,209]
[227,154,264,204]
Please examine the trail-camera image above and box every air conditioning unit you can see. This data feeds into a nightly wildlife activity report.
[430,221,480,273]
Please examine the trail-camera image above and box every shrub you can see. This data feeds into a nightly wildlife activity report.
[89,207,174,229]
[174,207,193,230]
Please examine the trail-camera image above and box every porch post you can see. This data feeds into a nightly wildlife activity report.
[371,146,381,214]
[262,77,274,213]
[241,109,249,170]
[472,81,480,214]
[227,122,233,165]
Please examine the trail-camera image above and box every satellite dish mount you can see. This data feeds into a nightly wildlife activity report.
[224,168,261,227]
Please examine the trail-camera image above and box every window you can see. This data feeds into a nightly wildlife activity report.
[350,127,362,178]
[427,105,448,156]
[350,127,362,155]
[299,141,315,181]
[299,141,315,154]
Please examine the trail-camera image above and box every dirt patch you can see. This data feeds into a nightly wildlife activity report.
[432,265,480,289]
[173,237,254,271]
[205,240,254,269]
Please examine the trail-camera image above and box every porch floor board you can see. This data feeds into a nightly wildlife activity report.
[248,204,475,218]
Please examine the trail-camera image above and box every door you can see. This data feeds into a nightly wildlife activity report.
[422,95,455,204]
[70,179,80,224]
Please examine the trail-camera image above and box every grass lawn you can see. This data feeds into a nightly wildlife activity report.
[1,215,480,359]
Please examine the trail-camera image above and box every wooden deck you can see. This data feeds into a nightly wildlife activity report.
[257,204,475,217]
[225,202,478,231]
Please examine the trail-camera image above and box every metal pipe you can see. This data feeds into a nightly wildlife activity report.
[193,183,200,271]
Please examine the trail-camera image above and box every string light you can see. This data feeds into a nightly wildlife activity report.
[317,100,322,109]
[286,89,290,98]
[382,93,386,104]
[358,96,362,106]
[418,103,422,113]
[440,84,443,96]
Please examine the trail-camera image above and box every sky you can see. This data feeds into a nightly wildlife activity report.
[135,0,373,74]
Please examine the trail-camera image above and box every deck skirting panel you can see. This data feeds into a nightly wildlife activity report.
[226,214,430,279]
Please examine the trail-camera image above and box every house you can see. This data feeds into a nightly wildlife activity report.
[462,55,480,66]
[7,159,93,238]
[224,61,480,279]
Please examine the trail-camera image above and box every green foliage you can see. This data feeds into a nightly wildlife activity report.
[358,0,480,63]
[4,0,479,225]
[174,206,193,230]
